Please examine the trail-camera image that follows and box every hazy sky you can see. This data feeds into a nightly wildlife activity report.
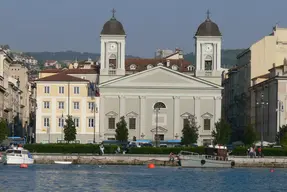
[0,0,286,57]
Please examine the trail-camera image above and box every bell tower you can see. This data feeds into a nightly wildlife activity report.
[194,10,222,85]
[100,9,126,83]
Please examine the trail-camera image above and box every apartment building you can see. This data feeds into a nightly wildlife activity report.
[222,26,287,142]
[35,67,99,143]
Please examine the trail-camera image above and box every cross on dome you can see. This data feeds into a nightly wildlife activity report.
[111,8,116,18]
[206,9,211,20]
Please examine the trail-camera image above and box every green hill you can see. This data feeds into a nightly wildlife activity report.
[25,49,245,69]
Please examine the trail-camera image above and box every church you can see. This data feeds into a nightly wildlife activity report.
[98,10,224,146]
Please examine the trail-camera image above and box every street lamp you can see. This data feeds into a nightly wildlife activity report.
[61,113,64,141]
[256,93,268,155]
[154,107,160,147]
[91,102,96,143]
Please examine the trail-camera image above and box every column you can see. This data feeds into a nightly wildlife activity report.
[194,96,201,145]
[119,95,125,117]
[139,96,146,138]
[173,96,180,139]
[99,96,105,139]
[214,96,222,124]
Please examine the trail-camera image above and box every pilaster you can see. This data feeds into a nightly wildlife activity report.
[194,96,201,127]
[99,96,105,137]
[214,96,222,124]
[173,96,180,138]
[139,96,146,138]
[119,95,125,117]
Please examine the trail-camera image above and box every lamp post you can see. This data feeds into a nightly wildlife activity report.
[61,113,64,141]
[256,93,268,155]
[154,107,160,147]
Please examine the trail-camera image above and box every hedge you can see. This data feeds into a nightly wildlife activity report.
[24,144,205,154]
[231,147,287,156]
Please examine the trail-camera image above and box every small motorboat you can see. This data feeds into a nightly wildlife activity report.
[54,161,72,165]
[2,147,34,165]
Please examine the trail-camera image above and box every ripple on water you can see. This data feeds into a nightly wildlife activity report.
[0,165,287,192]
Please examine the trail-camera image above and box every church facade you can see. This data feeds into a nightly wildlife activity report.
[98,11,224,146]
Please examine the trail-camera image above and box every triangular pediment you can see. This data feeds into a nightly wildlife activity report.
[180,112,192,118]
[150,126,168,132]
[99,66,222,89]
[106,111,118,117]
[201,112,213,119]
[126,111,138,117]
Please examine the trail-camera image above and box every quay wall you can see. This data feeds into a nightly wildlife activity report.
[32,154,287,168]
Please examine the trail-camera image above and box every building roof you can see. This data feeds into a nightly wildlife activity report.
[125,58,193,72]
[61,68,98,74]
[35,73,89,82]
[195,11,221,36]
[101,11,125,35]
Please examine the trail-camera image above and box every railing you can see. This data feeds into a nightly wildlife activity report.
[108,69,116,75]
[179,150,228,161]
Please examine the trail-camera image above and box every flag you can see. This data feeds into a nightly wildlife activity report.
[95,84,100,97]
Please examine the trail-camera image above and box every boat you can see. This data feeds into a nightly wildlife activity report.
[178,145,235,168]
[54,161,72,165]
[1,147,34,165]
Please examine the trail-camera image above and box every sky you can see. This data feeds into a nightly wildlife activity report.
[0,0,286,57]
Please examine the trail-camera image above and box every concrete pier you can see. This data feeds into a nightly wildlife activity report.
[32,153,287,168]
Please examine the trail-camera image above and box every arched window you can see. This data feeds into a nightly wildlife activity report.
[147,64,153,69]
[154,102,166,109]
[109,54,117,69]
[204,55,212,70]
[130,64,136,70]
[187,65,194,71]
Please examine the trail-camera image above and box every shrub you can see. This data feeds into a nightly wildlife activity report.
[128,146,205,154]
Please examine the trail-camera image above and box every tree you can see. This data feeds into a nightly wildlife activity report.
[63,115,77,143]
[181,116,199,146]
[212,119,231,145]
[115,116,129,142]
[276,125,287,145]
[0,119,8,143]
[243,124,257,146]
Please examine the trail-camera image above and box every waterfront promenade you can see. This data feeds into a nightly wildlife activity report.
[31,153,287,167]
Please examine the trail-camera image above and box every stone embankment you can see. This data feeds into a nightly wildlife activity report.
[32,153,287,168]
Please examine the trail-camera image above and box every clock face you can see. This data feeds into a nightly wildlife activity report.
[109,43,117,51]
[205,44,213,52]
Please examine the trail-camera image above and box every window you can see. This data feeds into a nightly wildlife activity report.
[88,118,94,128]
[44,86,50,93]
[183,119,189,127]
[44,101,50,109]
[58,118,64,127]
[155,134,164,141]
[205,61,212,70]
[73,118,79,128]
[73,102,79,109]
[108,118,115,129]
[108,138,115,140]
[74,87,79,94]
[88,102,94,110]
[130,64,136,70]
[58,101,64,109]
[44,118,50,127]
[204,119,211,130]
[203,139,212,146]
[59,86,64,94]
[129,118,136,129]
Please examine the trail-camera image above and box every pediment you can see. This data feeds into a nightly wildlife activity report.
[150,126,168,132]
[106,111,118,117]
[180,112,192,118]
[201,112,213,119]
[99,66,222,89]
[126,111,138,117]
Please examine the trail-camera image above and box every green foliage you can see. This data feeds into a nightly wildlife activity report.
[0,119,8,142]
[243,124,257,146]
[23,144,117,154]
[64,115,77,143]
[128,146,205,154]
[181,117,199,146]
[276,125,287,145]
[212,119,231,145]
[115,116,129,142]
[232,147,287,156]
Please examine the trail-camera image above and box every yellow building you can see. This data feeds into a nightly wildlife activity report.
[35,72,100,143]
[222,25,287,142]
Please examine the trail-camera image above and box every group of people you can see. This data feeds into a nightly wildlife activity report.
[247,146,262,158]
